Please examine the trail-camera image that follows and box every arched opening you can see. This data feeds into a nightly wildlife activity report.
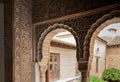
[88,16,120,81]
[83,10,120,82]
[89,18,120,72]
[36,24,81,82]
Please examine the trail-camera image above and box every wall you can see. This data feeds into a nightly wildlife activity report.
[50,46,77,80]
[0,3,4,82]
[90,39,106,78]
[106,47,120,69]
[14,0,33,82]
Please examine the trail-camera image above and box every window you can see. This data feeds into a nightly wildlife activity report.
[50,64,53,71]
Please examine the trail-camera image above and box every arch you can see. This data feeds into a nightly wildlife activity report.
[84,10,120,71]
[37,23,79,62]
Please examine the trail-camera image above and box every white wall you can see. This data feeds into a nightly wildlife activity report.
[0,3,4,82]
[90,39,106,78]
[50,46,76,80]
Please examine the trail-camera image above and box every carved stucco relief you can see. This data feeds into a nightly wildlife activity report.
[14,0,32,82]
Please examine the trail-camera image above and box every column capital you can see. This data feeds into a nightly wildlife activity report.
[38,57,49,82]
[38,57,49,74]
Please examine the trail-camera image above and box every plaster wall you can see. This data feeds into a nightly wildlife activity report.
[50,46,77,80]
[90,39,106,78]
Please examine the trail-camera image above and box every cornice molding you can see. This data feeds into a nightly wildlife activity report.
[107,44,120,48]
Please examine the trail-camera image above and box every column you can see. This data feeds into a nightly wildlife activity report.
[38,58,49,82]
[81,71,89,82]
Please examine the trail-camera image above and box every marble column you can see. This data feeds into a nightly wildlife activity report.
[38,58,49,82]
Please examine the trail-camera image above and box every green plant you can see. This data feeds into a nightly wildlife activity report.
[102,68,120,81]
[90,76,105,82]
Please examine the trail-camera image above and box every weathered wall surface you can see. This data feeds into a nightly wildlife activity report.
[90,39,106,78]
[14,0,33,82]
[106,47,120,69]
[50,46,76,79]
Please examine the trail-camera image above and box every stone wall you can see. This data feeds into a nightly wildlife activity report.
[14,0,33,82]
[106,47,120,69]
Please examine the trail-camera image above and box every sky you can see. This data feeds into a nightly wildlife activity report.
[98,23,120,37]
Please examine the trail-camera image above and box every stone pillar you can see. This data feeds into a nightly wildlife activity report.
[81,71,89,82]
[14,0,32,82]
[38,58,49,82]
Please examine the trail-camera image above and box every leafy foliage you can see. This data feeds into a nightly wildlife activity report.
[102,68,120,81]
[90,76,105,82]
